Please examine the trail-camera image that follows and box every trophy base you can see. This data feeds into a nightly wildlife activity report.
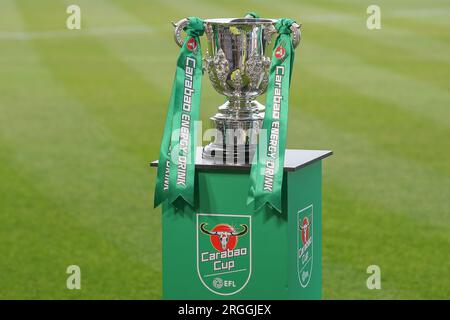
[202,100,264,164]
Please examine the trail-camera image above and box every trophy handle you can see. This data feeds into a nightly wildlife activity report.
[290,22,301,49]
[266,22,301,49]
[172,18,190,47]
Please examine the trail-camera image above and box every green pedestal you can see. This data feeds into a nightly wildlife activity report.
[151,148,332,299]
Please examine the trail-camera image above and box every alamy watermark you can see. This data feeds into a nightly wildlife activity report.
[366,265,381,289]
[66,265,81,290]
[166,120,276,169]
[66,5,81,30]
[367,5,381,30]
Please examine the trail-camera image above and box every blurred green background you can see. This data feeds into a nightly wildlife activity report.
[0,0,449,299]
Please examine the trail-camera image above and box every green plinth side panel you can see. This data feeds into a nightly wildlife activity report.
[162,161,322,299]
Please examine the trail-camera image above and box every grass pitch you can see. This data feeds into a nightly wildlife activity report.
[0,0,449,299]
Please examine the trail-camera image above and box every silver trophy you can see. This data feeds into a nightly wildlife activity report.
[173,17,300,163]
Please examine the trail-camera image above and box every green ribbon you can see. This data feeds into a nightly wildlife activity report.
[248,18,296,213]
[154,17,205,210]
[245,12,260,18]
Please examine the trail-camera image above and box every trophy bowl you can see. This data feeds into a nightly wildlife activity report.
[173,17,300,164]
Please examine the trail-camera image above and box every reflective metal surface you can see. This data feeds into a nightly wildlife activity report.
[203,18,275,100]
[172,18,301,163]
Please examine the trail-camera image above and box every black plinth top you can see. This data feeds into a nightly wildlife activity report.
[150,148,332,172]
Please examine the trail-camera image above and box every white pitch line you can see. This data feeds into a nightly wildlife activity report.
[0,26,153,40]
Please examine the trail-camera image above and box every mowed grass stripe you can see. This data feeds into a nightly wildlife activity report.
[0,141,161,299]
[300,42,450,127]
[324,181,450,299]
[304,0,450,40]
[323,183,450,299]
[13,1,161,169]
[109,0,233,26]
[69,0,223,132]
[97,0,232,128]
[290,111,450,228]
[388,6,450,29]
[297,67,450,176]
[239,0,450,88]
[13,0,161,269]
[295,1,450,89]
[2,0,162,296]
[300,14,450,91]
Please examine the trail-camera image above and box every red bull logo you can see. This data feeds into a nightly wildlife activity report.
[200,223,248,252]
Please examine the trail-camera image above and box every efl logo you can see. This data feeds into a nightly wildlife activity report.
[186,38,198,52]
[275,45,286,59]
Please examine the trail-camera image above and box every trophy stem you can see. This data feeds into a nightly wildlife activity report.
[202,99,265,164]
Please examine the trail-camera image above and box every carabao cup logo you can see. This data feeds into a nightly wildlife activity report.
[297,205,313,287]
[197,214,252,296]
